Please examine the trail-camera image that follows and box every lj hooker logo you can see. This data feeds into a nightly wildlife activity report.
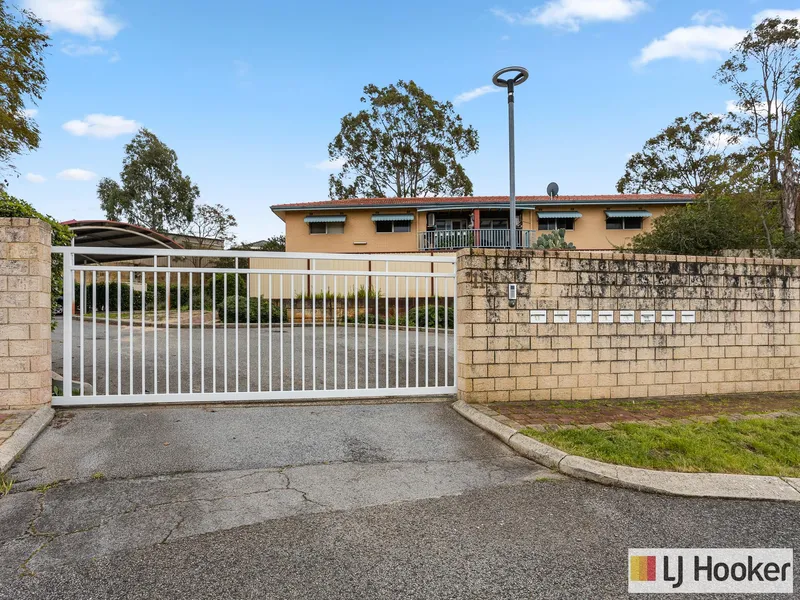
[628,549,793,594]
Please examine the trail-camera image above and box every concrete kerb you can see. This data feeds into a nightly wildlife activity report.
[451,400,800,502]
[0,405,54,474]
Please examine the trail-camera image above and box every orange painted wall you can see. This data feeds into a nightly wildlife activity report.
[278,204,678,253]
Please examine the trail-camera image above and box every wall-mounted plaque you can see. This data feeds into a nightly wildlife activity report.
[681,310,696,323]
[576,310,592,324]
[660,310,676,323]
[553,310,570,324]
[620,310,635,324]
[530,310,547,324]
[640,311,656,324]
[598,310,614,324]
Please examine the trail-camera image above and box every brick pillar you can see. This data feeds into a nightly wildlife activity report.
[0,218,52,409]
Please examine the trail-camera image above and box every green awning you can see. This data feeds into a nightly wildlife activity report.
[605,210,652,218]
[371,214,415,222]
[536,211,582,219]
[304,215,346,223]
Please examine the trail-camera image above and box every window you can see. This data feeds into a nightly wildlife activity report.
[606,217,643,230]
[538,218,575,231]
[480,219,509,229]
[376,220,411,233]
[309,222,344,234]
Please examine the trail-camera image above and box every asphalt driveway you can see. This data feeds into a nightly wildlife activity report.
[1,401,550,585]
[1,402,798,599]
[52,317,454,395]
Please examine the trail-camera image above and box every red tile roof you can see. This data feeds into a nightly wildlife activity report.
[271,194,696,211]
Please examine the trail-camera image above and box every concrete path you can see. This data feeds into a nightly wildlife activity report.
[1,402,551,585]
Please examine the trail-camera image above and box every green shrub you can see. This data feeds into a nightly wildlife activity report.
[209,272,247,302]
[403,305,454,328]
[0,192,74,327]
[628,193,781,256]
[217,296,286,323]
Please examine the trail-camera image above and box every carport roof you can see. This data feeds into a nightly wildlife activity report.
[62,220,184,264]
[62,220,184,250]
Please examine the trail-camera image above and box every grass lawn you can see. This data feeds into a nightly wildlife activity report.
[522,416,800,477]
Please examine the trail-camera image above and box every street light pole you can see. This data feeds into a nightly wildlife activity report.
[492,66,529,250]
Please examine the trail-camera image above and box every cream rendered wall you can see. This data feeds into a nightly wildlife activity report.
[283,209,420,254]
[532,205,672,250]
[281,204,679,254]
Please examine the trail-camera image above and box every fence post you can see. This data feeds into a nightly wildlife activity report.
[0,217,53,409]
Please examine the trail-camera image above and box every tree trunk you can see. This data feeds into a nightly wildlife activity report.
[781,151,798,240]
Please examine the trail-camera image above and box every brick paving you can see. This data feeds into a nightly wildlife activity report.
[477,392,800,432]
[0,410,35,443]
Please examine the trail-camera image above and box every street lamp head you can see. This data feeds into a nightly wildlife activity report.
[492,66,529,88]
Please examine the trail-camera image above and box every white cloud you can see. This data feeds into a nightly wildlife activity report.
[454,85,501,105]
[705,131,738,150]
[725,98,783,117]
[691,9,725,25]
[61,42,107,57]
[490,8,518,24]
[62,114,138,138]
[635,25,745,66]
[492,0,647,32]
[57,168,97,181]
[309,158,346,171]
[21,108,38,118]
[25,173,45,183]
[24,0,122,39]
[752,9,800,25]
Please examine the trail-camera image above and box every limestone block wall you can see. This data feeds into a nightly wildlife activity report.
[457,248,800,403]
[0,218,52,409]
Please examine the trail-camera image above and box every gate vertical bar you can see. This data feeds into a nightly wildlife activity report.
[153,267,157,394]
[117,271,122,395]
[257,275,262,392]
[290,276,295,391]
[235,264,239,393]
[129,272,133,395]
[165,268,170,393]
[385,262,389,389]
[247,275,252,392]
[177,274,182,393]
[105,272,110,396]
[344,275,348,390]
[201,273,205,394]
[189,274,193,393]
[333,277,337,390]
[62,251,74,402]
[79,271,84,396]
[279,274,284,391]
[452,261,457,388]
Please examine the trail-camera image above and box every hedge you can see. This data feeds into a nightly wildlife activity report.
[217,296,286,323]
[402,305,454,328]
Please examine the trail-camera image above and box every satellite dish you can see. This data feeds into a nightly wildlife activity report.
[547,182,559,198]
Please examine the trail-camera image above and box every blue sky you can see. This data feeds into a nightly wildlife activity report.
[6,0,800,243]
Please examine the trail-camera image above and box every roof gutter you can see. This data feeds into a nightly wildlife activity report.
[271,198,694,212]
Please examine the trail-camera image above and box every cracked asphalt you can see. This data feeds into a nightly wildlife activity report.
[1,402,798,599]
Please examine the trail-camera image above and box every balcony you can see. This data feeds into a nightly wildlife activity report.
[418,229,537,251]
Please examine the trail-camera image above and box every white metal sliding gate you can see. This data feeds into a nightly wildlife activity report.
[51,247,457,406]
